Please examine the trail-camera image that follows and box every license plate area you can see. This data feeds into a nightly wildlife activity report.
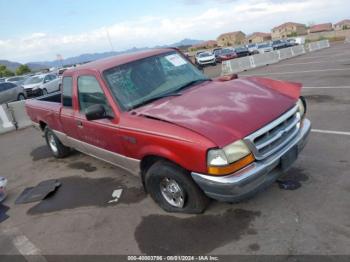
[281,146,298,171]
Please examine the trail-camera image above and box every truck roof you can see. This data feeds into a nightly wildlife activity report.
[64,48,175,75]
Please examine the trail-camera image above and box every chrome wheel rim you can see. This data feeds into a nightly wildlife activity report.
[48,133,58,154]
[160,178,185,208]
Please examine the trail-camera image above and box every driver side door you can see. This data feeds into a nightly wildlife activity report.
[74,74,126,168]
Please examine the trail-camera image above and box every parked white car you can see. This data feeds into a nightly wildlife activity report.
[195,51,216,67]
[22,74,61,97]
[257,43,274,54]
[246,43,259,54]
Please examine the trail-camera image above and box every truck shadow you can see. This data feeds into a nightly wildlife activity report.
[134,208,261,255]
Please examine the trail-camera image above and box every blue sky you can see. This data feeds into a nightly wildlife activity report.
[0,0,349,63]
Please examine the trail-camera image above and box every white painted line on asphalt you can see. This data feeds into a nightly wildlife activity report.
[13,235,42,255]
[3,227,47,262]
[311,129,350,136]
[242,68,350,76]
[304,86,350,89]
[279,60,349,67]
[292,53,346,60]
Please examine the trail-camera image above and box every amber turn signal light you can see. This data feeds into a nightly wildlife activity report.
[207,153,255,176]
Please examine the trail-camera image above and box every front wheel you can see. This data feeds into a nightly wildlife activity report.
[145,160,209,214]
[17,93,26,101]
[42,89,48,96]
[44,127,70,158]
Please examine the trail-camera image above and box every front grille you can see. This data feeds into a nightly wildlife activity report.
[244,105,301,160]
[25,88,41,97]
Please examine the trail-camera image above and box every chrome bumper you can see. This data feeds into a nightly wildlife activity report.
[198,59,216,65]
[191,119,311,202]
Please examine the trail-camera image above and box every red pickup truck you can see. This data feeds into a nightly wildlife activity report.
[25,48,311,213]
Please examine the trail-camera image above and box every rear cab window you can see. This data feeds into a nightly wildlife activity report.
[62,77,73,107]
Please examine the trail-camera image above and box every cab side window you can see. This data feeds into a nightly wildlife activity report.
[62,77,73,107]
[77,76,111,114]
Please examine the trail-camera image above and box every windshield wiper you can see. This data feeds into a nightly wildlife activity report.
[174,78,210,93]
[130,92,182,110]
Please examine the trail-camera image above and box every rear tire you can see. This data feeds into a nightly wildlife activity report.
[145,160,209,214]
[44,127,70,158]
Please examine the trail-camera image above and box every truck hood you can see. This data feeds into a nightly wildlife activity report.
[134,77,301,147]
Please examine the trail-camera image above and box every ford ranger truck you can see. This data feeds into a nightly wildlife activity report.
[25,48,311,213]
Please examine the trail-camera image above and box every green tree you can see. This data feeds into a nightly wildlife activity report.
[1,69,15,77]
[0,65,15,77]
[16,64,31,75]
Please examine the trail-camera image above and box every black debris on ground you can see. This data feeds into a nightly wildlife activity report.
[0,204,9,223]
[15,179,61,204]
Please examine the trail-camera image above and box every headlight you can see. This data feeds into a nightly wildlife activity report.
[223,140,251,163]
[207,140,254,176]
[297,96,307,118]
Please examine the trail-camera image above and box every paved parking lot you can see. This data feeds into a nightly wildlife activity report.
[0,42,349,258]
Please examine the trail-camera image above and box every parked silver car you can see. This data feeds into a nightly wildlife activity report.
[257,43,274,54]
[0,82,26,104]
[22,73,61,97]
[5,76,28,86]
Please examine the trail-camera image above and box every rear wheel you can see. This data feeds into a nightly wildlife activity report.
[44,127,70,158]
[145,160,209,214]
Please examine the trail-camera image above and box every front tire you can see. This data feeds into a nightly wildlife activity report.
[17,93,26,101]
[145,160,209,214]
[42,89,48,96]
[44,127,70,158]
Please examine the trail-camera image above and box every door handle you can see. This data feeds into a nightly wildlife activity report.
[76,120,83,128]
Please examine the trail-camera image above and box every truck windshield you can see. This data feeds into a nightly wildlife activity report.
[103,51,208,111]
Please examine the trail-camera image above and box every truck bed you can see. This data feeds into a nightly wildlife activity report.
[25,92,63,131]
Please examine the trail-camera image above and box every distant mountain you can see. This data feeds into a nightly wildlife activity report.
[168,38,204,47]
[0,59,47,72]
[0,60,22,71]
[29,38,204,68]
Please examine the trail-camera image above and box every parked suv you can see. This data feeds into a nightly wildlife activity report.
[272,40,288,50]
[195,51,216,67]
[0,82,26,104]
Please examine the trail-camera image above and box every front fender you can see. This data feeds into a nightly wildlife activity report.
[247,77,302,99]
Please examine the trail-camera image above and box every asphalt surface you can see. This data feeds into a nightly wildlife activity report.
[0,42,349,258]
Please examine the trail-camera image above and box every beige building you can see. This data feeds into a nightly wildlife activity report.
[246,32,271,43]
[217,31,246,46]
[271,22,307,39]
[309,23,333,33]
[334,19,350,30]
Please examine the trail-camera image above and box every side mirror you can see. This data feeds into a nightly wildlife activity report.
[85,104,107,121]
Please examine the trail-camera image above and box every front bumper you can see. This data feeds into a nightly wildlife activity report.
[197,59,216,65]
[191,119,311,202]
[25,88,42,97]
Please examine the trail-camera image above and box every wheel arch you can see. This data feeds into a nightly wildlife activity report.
[38,120,47,131]
[140,154,187,191]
